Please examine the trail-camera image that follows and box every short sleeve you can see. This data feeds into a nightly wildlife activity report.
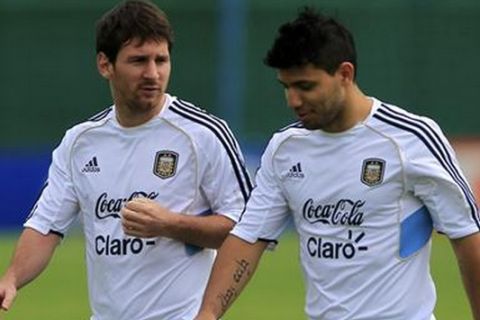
[199,120,252,222]
[231,138,291,244]
[24,131,80,236]
[406,120,479,239]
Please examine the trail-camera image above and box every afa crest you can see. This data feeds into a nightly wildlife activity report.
[361,158,385,186]
[153,150,178,179]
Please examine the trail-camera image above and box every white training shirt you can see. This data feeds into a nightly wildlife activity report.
[232,97,479,320]
[25,94,252,320]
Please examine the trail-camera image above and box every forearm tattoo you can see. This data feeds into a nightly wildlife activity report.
[233,259,250,283]
[217,259,251,311]
[218,286,236,310]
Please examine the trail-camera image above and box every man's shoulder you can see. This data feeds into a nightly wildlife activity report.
[164,96,235,141]
[259,122,311,157]
[61,107,114,143]
[372,99,438,127]
[69,106,114,131]
[270,121,309,143]
[369,99,448,156]
[166,96,225,123]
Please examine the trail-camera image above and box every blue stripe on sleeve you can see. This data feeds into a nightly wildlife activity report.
[400,206,433,258]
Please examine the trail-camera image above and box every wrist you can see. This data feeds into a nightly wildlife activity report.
[2,269,18,289]
[161,209,182,238]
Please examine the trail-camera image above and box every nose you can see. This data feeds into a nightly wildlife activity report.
[143,60,159,79]
[285,88,302,109]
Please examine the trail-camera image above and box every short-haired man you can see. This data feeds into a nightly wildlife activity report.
[0,1,252,319]
[195,7,480,320]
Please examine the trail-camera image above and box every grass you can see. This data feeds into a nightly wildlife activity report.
[0,232,89,319]
[0,231,471,319]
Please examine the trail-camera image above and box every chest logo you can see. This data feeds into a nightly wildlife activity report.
[286,162,304,179]
[361,158,385,186]
[82,156,100,173]
[153,150,178,179]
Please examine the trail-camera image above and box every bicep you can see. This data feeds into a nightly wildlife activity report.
[451,232,480,266]
[217,235,269,266]
[9,228,61,289]
[15,228,61,262]
[450,232,480,318]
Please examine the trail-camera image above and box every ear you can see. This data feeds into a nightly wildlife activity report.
[337,62,355,84]
[97,52,113,79]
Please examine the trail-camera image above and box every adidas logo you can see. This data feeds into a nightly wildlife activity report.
[286,162,304,178]
[82,156,100,173]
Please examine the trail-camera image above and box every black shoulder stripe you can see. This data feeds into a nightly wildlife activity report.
[25,181,49,222]
[376,105,477,207]
[379,104,476,203]
[176,99,238,152]
[170,103,253,202]
[174,100,252,191]
[277,121,304,133]
[88,107,113,122]
[374,106,479,229]
[173,100,247,171]
[172,101,253,191]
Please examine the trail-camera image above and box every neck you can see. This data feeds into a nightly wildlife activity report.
[323,86,372,133]
[115,95,166,128]
[349,86,372,122]
[340,86,372,131]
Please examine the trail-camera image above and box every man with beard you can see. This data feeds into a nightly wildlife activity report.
[0,1,252,319]
[194,7,480,320]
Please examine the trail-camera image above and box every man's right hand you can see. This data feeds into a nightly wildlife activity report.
[0,276,17,311]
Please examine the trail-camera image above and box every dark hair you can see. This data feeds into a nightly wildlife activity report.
[95,0,174,63]
[264,7,356,76]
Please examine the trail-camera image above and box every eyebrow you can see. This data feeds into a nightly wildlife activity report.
[277,79,315,88]
[127,53,169,60]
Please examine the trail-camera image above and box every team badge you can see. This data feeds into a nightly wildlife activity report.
[361,158,385,186]
[153,150,178,179]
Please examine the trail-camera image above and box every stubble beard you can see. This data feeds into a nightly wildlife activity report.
[303,98,345,131]
[126,90,165,115]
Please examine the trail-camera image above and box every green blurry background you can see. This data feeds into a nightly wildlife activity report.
[1,0,479,148]
[1,0,479,319]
